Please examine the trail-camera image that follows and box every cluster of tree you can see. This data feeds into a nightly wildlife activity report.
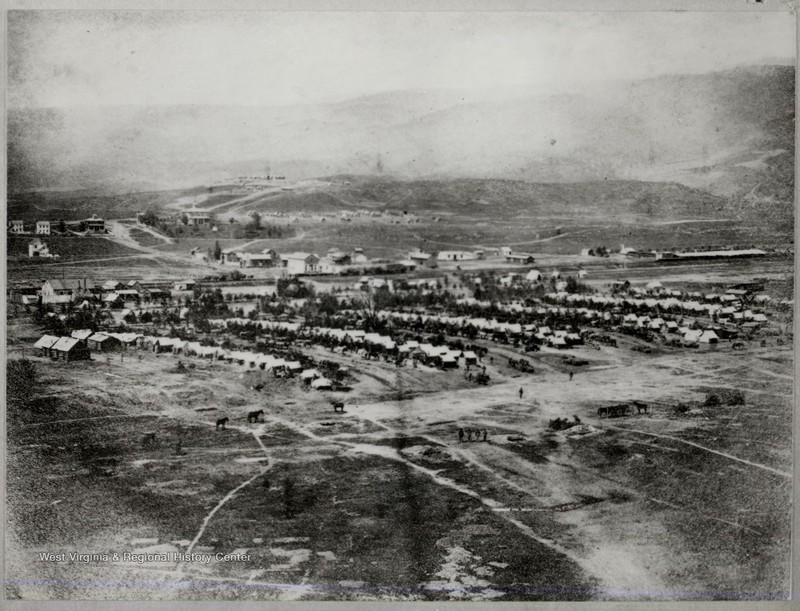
[587,246,611,257]
[187,288,230,326]
[123,309,182,326]
[33,303,107,335]
[276,278,316,300]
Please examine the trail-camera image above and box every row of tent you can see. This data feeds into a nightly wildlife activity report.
[34,330,337,389]
[139,335,304,371]
[211,318,479,366]
[541,292,771,317]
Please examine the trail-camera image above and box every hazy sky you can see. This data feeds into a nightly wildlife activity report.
[8,10,796,108]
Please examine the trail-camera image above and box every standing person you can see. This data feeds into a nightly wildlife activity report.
[483,429,488,442]
[569,371,574,381]
[458,428,464,443]
[519,387,524,399]
[467,429,473,442]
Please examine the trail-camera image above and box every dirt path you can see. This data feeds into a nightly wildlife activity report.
[183,466,271,558]
[606,425,791,478]
[263,411,667,598]
[753,368,793,382]
[18,413,161,427]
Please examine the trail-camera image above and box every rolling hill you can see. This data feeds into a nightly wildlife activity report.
[8,65,793,209]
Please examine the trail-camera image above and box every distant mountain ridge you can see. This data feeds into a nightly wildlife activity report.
[8,65,794,206]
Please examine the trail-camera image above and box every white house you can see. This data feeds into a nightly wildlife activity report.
[282,252,320,275]
[186,209,211,226]
[41,279,94,304]
[36,221,51,235]
[28,238,53,258]
[437,250,475,261]
[525,269,542,282]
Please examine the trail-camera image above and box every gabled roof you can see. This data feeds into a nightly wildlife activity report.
[71,329,93,340]
[46,279,94,291]
[51,337,81,352]
[88,333,116,343]
[34,334,60,349]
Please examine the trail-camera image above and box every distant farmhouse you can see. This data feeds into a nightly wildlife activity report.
[186,209,211,226]
[85,215,106,233]
[9,220,25,234]
[505,251,536,264]
[28,238,57,259]
[36,221,51,235]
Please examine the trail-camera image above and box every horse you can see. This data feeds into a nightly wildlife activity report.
[141,432,156,448]
[331,401,345,413]
[633,401,649,414]
[458,428,464,443]
[216,417,229,430]
[247,409,264,423]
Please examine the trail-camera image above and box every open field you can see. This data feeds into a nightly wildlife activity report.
[6,288,792,600]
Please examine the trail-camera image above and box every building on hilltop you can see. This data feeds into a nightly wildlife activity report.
[28,238,54,258]
[85,215,106,233]
[186,209,211,226]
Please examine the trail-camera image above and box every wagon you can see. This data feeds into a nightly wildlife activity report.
[597,404,631,418]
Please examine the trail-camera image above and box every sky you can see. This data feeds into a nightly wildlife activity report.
[8,10,796,108]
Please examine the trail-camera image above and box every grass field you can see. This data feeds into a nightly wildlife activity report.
[7,235,143,259]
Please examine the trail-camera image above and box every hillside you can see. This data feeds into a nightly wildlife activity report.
[8,65,793,205]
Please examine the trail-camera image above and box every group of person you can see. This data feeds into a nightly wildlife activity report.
[458,427,488,443]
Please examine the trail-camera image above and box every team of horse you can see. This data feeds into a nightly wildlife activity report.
[597,400,649,418]
[458,427,488,443]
